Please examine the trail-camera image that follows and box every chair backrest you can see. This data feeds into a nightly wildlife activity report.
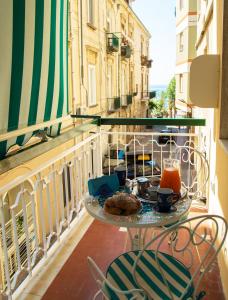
[174,146,209,200]
[87,257,146,300]
[132,214,227,300]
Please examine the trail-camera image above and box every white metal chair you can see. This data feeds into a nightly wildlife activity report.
[88,214,227,300]
[174,146,210,202]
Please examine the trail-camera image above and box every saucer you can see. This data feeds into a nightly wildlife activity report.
[153,205,177,213]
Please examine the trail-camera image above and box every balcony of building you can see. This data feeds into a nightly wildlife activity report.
[107,97,121,113]
[106,33,119,54]
[0,117,226,300]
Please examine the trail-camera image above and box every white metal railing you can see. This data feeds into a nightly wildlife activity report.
[0,132,102,299]
[100,130,209,198]
[0,128,209,298]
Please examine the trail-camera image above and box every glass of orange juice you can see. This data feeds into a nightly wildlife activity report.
[160,159,181,194]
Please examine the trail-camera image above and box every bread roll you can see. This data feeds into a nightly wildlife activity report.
[104,193,141,216]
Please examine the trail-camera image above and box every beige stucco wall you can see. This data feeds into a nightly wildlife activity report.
[175,0,197,109]
[175,72,189,102]
[188,26,197,59]
[192,0,228,298]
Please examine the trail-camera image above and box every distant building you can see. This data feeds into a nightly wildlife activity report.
[175,0,197,117]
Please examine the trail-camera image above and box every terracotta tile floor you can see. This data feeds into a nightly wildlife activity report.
[42,220,225,300]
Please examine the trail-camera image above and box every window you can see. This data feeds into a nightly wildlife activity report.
[106,10,111,32]
[179,32,184,52]
[88,64,96,106]
[87,0,94,25]
[179,74,183,93]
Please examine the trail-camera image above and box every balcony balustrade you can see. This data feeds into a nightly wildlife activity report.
[141,55,148,66]
[147,59,152,68]
[107,97,121,113]
[0,117,207,298]
[121,95,128,107]
[106,33,119,53]
[121,45,132,58]
[127,94,133,105]
[141,91,150,99]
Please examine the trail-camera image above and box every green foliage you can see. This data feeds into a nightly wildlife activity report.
[149,93,168,118]
[166,77,176,100]
[166,77,176,117]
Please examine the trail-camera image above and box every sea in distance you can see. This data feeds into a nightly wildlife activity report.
[150,84,167,98]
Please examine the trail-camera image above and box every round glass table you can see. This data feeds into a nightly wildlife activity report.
[85,195,191,250]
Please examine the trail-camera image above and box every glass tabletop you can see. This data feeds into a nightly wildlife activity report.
[84,194,192,228]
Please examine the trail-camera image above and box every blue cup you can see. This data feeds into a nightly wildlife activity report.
[157,188,175,212]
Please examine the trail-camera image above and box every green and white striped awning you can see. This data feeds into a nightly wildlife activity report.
[0,0,69,159]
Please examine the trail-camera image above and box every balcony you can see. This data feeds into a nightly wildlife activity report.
[107,97,121,113]
[0,117,226,300]
[141,91,150,100]
[147,59,153,68]
[106,33,119,53]
[121,45,132,59]
[127,94,133,105]
[121,95,128,107]
[141,55,148,66]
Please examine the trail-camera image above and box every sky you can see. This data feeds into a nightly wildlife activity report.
[132,0,176,87]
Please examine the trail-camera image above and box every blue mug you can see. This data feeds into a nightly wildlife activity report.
[157,188,175,212]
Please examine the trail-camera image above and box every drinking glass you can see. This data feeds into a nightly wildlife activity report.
[160,158,181,194]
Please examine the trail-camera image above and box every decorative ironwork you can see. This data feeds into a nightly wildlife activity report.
[106,33,119,53]
[147,59,152,68]
[141,55,148,66]
[121,45,132,58]
[127,95,133,105]
[107,97,121,112]
[121,95,128,107]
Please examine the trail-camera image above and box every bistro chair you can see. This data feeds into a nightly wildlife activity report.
[88,214,227,300]
[164,146,210,246]
[174,146,210,202]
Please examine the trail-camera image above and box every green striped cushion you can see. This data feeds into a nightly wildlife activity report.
[0,0,68,159]
[105,251,194,300]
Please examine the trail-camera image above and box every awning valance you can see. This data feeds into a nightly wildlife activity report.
[0,0,69,159]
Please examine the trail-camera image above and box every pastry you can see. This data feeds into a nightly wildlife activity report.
[104,193,141,216]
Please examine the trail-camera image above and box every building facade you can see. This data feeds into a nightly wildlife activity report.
[70,0,151,124]
[175,0,197,116]
[0,0,152,293]
[180,0,228,297]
